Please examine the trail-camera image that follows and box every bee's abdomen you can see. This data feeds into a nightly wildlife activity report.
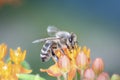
[41,45,50,53]
[40,53,50,62]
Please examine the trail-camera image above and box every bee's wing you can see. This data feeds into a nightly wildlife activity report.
[32,39,46,43]
[32,37,60,43]
[47,26,60,36]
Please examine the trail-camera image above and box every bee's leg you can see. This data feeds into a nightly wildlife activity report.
[71,45,74,49]
[64,43,73,53]
[57,42,65,54]
[65,43,70,49]
[51,49,58,62]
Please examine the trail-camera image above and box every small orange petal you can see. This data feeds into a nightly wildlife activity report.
[17,47,21,53]
[0,43,7,60]
[82,46,90,58]
[12,64,32,74]
[40,63,61,77]
[83,46,87,53]
[68,67,76,80]
[10,48,14,59]
[21,50,26,61]
[0,60,4,67]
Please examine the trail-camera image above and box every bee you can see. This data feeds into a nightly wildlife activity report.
[32,26,78,62]
[47,26,78,49]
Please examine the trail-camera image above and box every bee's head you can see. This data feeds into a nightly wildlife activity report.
[69,32,77,47]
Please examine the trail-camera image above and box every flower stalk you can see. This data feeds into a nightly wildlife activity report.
[80,69,84,80]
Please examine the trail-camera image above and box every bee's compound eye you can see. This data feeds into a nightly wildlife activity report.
[69,37,72,43]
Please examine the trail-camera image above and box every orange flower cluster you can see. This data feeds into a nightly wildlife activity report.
[40,45,91,80]
[40,44,111,80]
[0,43,32,80]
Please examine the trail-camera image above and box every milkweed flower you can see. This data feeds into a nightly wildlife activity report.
[76,51,89,70]
[58,55,70,73]
[92,58,104,76]
[40,54,71,80]
[84,68,95,80]
[0,62,18,80]
[0,43,32,80]
[97,72,110,80]
[10,47,26,64]
[40,45,91,80]
[62,46,79,80]
[10,47,32,74]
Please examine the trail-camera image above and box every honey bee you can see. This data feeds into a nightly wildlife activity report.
[32,26,78,62]
[47,26,78,49]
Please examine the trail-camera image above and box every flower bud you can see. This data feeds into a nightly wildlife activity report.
[84,68,95,80]
[97,72,110,80]
[92,58,104,75]
[76,51,89,70]
[58,55,70,73]
[111,74,120,80]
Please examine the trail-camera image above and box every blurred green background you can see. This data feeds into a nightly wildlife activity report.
[0,0,120,80]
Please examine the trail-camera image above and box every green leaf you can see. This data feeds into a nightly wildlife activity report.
[60,76,64,80]
[18,74,46,80]
[76,71,80,80]
[6,58,11,63]
[21,60,31,69]
[6,58,31,69]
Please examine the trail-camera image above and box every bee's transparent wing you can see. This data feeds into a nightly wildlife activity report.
[47,26,60,36]
[32,39,46,43]
[32,37,60,43]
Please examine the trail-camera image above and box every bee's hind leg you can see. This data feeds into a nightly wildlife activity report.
[57,42,65,54]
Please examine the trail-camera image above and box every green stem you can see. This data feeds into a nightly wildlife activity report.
[75,73,77,80]
[94,74,98,80]
[57,76,61,80]
[63,73,67,80]
[80,69,84,80]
